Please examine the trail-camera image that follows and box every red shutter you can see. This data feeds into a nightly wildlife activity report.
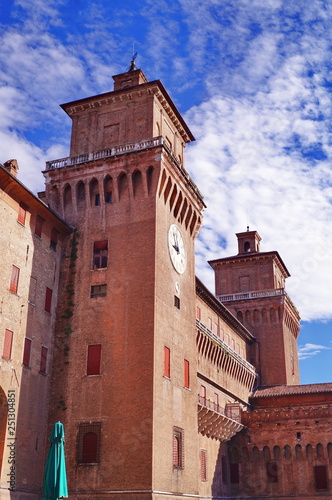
[3,330,13,359]
[164,346,170,378]
[9,265,20,293]
[200,450,207,480]
[18,204,27,225]
[40,346,48,374]
[45,287,53,313]
[184,359,190,389]
[82,432,98,463]
[87,345,101,375]
[35,216,43,237]
[23,338,31,367]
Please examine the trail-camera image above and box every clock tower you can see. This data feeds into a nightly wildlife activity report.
[43,65,204,498]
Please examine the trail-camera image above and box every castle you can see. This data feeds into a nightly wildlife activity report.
[0,65,331,500]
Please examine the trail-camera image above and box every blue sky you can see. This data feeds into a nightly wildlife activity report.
[1,0,332,384]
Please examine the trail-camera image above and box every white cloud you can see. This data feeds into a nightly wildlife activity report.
[298,343,331,360]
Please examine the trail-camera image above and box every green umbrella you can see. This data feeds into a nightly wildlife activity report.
[42,422,68,500]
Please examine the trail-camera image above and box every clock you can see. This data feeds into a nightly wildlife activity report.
[168,224,186,274]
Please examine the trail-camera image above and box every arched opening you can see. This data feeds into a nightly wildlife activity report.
[104,176,113,204]
[50,186,60,212]
[270,308,276,323]
[118,173,129,201]
[237,311,243,324]
[147,166,154,195]
[263,446,270,461]
[132,170,144,198]
[244,241,251,252]
[63,184,72,211]
[295,444,302,459]
[284,445,291,459]
[76,181,86,210]
[89,178,100,207]
[273,446,280,460]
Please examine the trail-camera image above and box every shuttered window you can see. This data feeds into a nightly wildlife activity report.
[93,241,108,269]
[164,346,170,378]
[23,338,32,367]
[9,265,20,293]
[173,427,184,469]
[200,450,207,481]
[34,216,44,238]
[314,465,328,491]
[45,287,53,313]
[87,345,101,375]
[40,346,48,374]
[18,203,27,225]
[3,330,13,360]
[184,359,190,389]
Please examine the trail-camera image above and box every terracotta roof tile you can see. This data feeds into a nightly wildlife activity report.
[251,383,332,398]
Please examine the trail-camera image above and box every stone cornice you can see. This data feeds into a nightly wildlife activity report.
[209,251,291,279]
[60,80,194,144]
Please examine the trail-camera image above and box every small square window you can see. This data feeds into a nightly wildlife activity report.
[90,284,107,298]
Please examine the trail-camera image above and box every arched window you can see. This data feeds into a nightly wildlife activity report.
[104,176,113,204]
[63,184,72,209]
[244,241,250,252]
[89,179,100,206]
[295,444,302,459]
[273,445,280,460]
[76,181,86,209]
[77,423,101,465]
[118,173,129,201]
[284,445,291,459]
[132,170,144,198]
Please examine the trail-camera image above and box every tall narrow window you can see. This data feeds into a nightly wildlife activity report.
[23,338,32,367]
[173,427,183,469]
[34,216,44,238]
[93,241,108,269]
[18,203,27,225]
[3,330,13,360]
[40,346,48,374]
[164,346,170,378]
[207,317,212,330]
[314,465,328,491]
[214,393,219,412]
[77,423,101,464]
[50,229,59,250]
[9,265,20,293]
[200,450,207,481]
[87,345,101,375]
[196,306,201,320]
[45,287,53,313]
[184,359,190,389]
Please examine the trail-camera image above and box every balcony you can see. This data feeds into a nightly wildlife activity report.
[45,136,164,170]
[217,288,285,303]
[197,396,244,441]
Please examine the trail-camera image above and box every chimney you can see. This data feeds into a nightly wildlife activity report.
[4,159,19,177]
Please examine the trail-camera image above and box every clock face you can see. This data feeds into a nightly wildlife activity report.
[168,224,186,274]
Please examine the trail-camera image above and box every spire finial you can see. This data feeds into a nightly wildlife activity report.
[247,225,250,232]
[128,45,138,72]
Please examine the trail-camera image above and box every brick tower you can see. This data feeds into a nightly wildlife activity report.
[209,229,300,387]
[43,65,204,498]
